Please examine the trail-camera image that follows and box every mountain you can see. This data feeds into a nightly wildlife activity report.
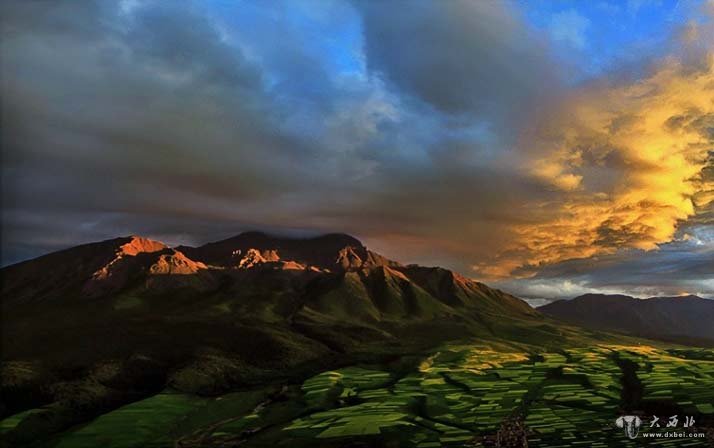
[176,232,397,271]
[1,232,535,319]
[1,236,168,303]
[539,293,714,344]
[2,231,573,444]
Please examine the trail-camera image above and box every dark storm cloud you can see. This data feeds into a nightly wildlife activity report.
[0,1,297,261]
[0,0,711,301]
[1,0,547,267]
[355,0,559,120]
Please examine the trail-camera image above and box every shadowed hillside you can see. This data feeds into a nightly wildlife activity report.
[3,233,710,447]
[1,232,591,446]
[539,293,714,345]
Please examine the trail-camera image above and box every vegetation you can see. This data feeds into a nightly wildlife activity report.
[3,342,713,447]
[2,235,712,446]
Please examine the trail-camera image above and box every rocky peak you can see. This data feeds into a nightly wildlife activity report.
[236,248,280,269]
[117,236,167,256]
[149,250,207,275]
[179,232,399,272]
[336,246,364,270]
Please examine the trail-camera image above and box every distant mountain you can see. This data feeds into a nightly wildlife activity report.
[539,293,714,344]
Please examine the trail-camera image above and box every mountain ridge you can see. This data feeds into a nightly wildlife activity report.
[0,232,644,446]
[1,232,536,319]
[539,293,714,344]
[1,231,542,368]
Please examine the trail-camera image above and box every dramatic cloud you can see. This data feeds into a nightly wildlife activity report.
[1,0,547,267]
[356,0,559,121]
[1,0,711,299]
[474,53,714,278]
[497,225,714,299]
[1,0,380,258]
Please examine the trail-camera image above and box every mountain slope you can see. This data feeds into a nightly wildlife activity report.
[0,232,544,359]
[2,231,588,446]
[1,232,538,324]
[1,236,168,303]
[539,293,714,344]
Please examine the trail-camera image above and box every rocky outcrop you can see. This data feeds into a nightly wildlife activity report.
[149,250,207,275]
[236,248,280,269]
[179,232,400,273]
[1,235,167,303]
[116,236,167,256]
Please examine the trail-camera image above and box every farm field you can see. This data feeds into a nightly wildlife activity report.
[3,342,713,447]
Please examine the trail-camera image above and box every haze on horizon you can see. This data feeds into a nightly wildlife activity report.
[1,0,712,300]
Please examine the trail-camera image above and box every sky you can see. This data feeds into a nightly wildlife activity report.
[1,0,712,300]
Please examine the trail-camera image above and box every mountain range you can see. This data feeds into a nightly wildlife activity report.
[4,231,713,446]
[539,293,714,345]
[2,232,536,319]
[3,231,575,444]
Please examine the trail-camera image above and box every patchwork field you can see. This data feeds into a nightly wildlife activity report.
[3,343,713,447]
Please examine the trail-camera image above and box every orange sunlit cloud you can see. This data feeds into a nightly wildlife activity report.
[477,55,714,278]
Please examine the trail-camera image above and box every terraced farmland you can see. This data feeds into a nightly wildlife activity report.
[3,343,713,447]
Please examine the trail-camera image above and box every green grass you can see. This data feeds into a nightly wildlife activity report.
[50,391,208,448]
[0,409,38,435]
[11,342,712,448]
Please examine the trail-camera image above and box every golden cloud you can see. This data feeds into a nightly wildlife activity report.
[477,54,714,279]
